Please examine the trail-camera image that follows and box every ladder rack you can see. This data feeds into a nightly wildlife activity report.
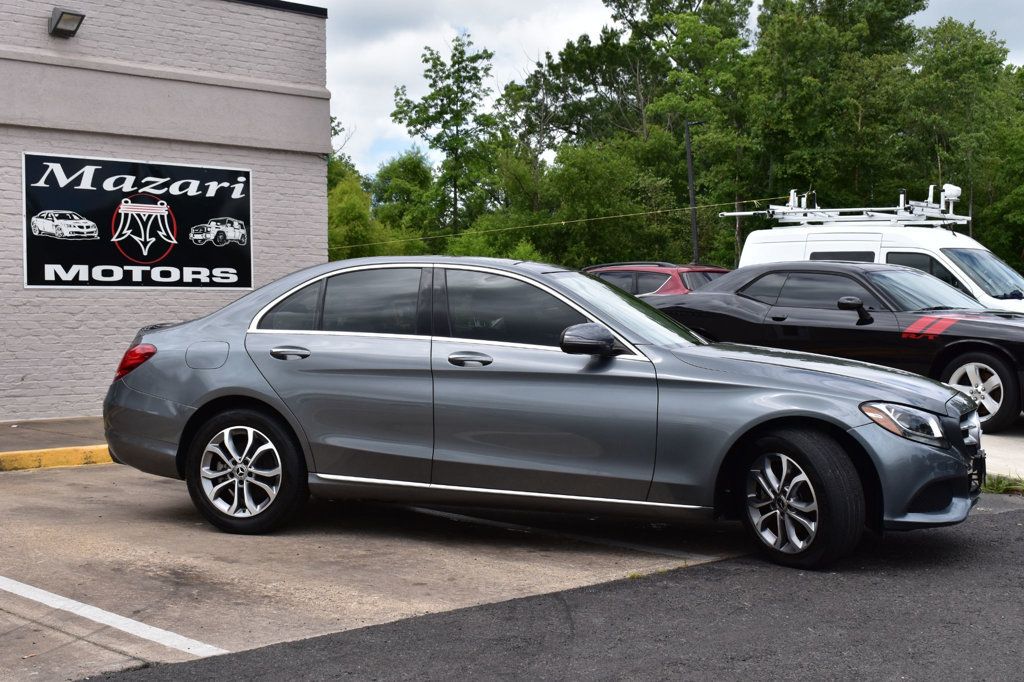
[721,185,971,227]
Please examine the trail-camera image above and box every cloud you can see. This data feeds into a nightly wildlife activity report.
[324,0,610,174]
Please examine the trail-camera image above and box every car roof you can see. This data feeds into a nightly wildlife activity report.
[584,262,729,272]
[744,224,982,249]
[700,260,903,292]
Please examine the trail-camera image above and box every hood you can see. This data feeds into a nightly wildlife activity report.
[902,308,1024,338]
[673,342,961,416]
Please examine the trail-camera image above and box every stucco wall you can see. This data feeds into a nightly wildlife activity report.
[0,0,329,421]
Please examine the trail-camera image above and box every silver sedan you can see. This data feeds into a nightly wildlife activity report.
[104,257,985,568]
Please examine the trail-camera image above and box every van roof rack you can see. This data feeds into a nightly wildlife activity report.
[721,185,971,227]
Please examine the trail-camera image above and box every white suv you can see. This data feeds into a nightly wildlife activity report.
[734,186,1024,313]
[190,217,247,246]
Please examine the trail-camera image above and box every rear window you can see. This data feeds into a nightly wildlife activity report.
[682,271,725,290]
[258,280,323,330]
[739,272,788,304]
[809,251,876,262]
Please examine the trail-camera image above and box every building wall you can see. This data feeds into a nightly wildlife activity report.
[0,0,329,421]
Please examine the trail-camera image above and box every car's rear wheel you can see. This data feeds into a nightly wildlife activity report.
[214,231,227,246]
[739,428,864,569]
[185,409,308,533]
[941,352,1020,432]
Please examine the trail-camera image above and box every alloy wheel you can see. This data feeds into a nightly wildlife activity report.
[948,362,1003,421]
[746,452,819,554]
[200,426,282,518]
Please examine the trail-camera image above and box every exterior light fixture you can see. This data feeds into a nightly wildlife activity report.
[48,7,86,38]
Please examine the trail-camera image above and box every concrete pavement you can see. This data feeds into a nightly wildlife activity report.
[0,465,747,680]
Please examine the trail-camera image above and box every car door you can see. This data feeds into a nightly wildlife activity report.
[430,266,659,500]
[246,266,434,481]
[763,271,901,366]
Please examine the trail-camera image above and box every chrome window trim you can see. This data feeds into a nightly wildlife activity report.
[312,473,707,510]
[247,262,649,360]
[248,329,432,341]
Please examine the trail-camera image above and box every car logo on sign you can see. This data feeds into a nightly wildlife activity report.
[110,194,178,264]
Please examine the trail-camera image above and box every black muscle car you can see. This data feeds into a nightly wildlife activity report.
[652,261,1024,431]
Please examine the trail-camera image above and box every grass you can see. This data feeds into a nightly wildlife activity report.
[982,473,1024,496]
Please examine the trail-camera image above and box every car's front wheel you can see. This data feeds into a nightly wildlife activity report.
[739,428,864,569]
[185,409,308,533]
[941,352,1020,432]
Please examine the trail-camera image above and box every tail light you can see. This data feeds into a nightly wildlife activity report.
[114,343,157,381]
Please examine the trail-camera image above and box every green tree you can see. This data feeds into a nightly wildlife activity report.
[367,148,437,233]
[393,34,497,232]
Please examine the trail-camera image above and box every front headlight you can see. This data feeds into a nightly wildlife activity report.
[861,402,948,448]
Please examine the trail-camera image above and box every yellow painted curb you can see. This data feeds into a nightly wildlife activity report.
[0,444,111,472]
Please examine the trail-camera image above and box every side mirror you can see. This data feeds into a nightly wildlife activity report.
[560,323,616,356]
[837,296,873,324]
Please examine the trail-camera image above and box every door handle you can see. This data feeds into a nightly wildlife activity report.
[270,346,311,360]
[771,316,788,322]
[448,351,493,367]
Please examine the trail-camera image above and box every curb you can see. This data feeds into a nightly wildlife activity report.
[0,444,111,472]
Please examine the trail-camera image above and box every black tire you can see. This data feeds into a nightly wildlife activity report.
[940,352,1020,433]
[213,231,227,246]
[185,408,308,534]
[238,235,247,245]
[737,428,864,569]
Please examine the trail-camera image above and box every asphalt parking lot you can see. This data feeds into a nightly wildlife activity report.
[0,422,1021,681]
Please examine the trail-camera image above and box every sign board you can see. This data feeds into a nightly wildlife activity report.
[23,153,252,288]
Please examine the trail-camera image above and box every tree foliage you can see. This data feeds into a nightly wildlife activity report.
[327,1,1024,273]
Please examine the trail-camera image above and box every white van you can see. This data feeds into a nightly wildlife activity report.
[733,186,1024,313]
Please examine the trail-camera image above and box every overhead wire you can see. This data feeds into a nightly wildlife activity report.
[327,195,788,253]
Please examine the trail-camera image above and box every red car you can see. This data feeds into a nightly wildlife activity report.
[583,262,731,297]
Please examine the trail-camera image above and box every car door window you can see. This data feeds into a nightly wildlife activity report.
[445,269,587,347]
[776,272,884,310]
[886,252,967,291]
[258,280,323,331]
[739,272,789,305]
[320,268,422,335]
[596,271,635,294]
[636,272,670,295]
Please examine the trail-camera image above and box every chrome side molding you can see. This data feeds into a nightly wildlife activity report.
[312,473,707,510]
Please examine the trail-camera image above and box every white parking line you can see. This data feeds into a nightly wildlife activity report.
[0,575,227,658]
[407,506,728,562]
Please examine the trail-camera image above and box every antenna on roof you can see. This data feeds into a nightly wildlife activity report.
[720,185,971,227]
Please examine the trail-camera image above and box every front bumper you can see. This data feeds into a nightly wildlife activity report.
[847,423,982,531]
[104,380,195,480]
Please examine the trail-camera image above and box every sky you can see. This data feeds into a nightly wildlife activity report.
[309,0,1024,175]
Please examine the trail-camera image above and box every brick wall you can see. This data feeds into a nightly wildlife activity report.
[0,128,327,421]
[0,0,326,87]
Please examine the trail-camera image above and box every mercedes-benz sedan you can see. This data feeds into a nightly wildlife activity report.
[104,257,985,568]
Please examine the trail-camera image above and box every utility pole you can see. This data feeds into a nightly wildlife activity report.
[685,121,705,263]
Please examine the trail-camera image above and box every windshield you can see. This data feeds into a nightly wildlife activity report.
[53,212,81,220]
[868,269,984,312]
[942,248,1024,300]
[553,271,706,347]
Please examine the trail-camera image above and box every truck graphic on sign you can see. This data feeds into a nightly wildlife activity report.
[189,217,247,246]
